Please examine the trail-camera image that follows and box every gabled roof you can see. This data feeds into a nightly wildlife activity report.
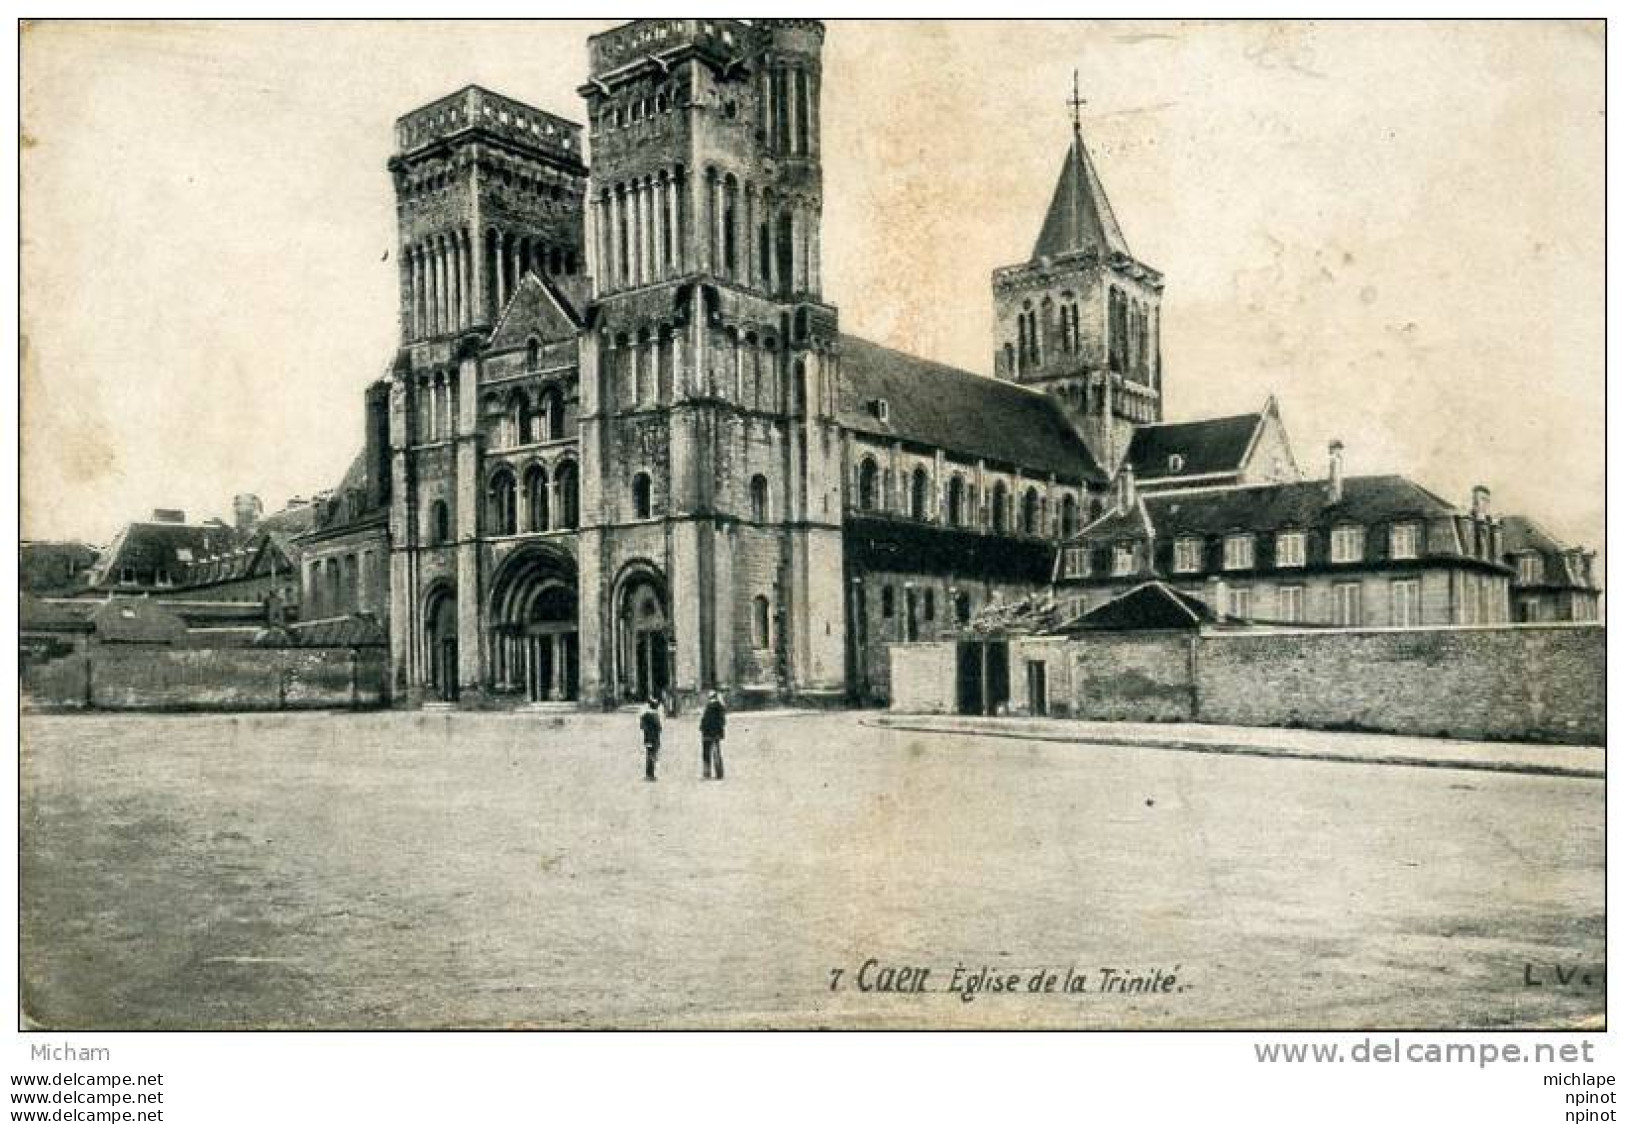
[1057,580,1221,632]
[88,521,239,588]
[836,335,1104,481]
[488,271,584,351]
[1127,410,1263,482]
[1033,127,1131,261]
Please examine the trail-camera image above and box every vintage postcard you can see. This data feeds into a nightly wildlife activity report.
[19,19,1603,1034]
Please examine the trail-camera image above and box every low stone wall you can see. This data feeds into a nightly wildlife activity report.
[898,623,1603,745]
[22,646,387,712]
[1197,624,1603,744]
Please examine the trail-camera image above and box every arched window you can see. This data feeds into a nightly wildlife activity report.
[1060,494,1079,539]
[487,471,517,536]
[947,475,966,528]
[991,482,1009,534]
[910,467,929,520]
[524,465,549,532]
[750,474,769,522]
[430,499,450,545]
[1021,487,1040,536]
[722,175,739,277]
[857,458,880,512]
[538,386,565,441]
[954,591,972,624]
[510,389,534,445]
[555,461,580,530]
[752,594,771,649]
[632,472,653,520]
[526,338,540,369]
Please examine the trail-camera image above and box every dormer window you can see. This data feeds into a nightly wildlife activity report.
[1331,523,1365,564]
[1388,522,1420,560]
[1517,554,1541,585]
[1173,536,1202,574]
[868,398,890,423]
[1223,533,1255,571]
[1168,453,1185,474]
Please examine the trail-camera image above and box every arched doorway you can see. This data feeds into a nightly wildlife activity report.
[489,547,579,703]
[424,584,458,702]
[615,566,670,704]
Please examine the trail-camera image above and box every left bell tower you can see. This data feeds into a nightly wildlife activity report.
[390,86,589,343]
[385,87,589,705]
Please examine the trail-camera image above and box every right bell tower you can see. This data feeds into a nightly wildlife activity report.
[991,76,1164,474]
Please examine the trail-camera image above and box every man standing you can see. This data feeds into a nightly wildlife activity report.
[700,689,727,781]
[640,698,662,782]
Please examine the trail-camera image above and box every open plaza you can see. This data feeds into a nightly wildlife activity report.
[20,710,1603,1030]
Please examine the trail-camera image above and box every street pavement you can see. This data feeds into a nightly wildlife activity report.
[20,710,1604,1030]
[867,714,1605,779]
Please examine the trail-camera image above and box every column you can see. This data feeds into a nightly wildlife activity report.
[762,207,776,295]
[645,181,658,284]
[609,190,623,291]
[550,635,566,701]
[668,175,683,275]
[634,181,648,286]
[407,247,420,339]
[743,188,755,290]
[445,237,457,331]
[809,207,822,294]
[494,232,507,311]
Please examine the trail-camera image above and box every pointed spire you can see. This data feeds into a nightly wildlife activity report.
[1032,77,1130,261]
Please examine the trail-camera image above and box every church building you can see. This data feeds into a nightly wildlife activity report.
[340,19,1584,710]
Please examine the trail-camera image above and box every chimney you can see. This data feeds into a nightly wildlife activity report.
[1471,485,1491,519]
[233,493,264,533]
[1117,462,1137,512]
[1326,440,1345,504]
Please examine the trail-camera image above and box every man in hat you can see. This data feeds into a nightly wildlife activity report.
[639,697,663,782]
[699,689,727,781]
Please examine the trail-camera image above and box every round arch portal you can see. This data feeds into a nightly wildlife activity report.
[612,562,670,705]
[489,546,579,703]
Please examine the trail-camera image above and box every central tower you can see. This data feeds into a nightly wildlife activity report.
[576,19,847,707]
[992,108,1164,474]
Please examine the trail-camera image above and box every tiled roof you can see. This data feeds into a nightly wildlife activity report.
[1126,412,1262,482]
[1033,127,1131,260]
[258,614,387,648]
[837,335,1104,482]
[88,521,238,589]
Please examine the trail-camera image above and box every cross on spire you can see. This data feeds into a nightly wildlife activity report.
[1068,69,1087,133]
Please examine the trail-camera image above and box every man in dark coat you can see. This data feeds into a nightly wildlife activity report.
[640,698,662,782]
[699,689,727,780]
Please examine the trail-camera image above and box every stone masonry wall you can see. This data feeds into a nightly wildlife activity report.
[887,642,957,714]
[23,647,388,712]
[1197,624,1603,744]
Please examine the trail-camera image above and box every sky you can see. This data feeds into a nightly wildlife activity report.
[20,19,1604,557]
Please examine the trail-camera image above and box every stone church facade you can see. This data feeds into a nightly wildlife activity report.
[350,18,1590,711]
[370,18,1122,709]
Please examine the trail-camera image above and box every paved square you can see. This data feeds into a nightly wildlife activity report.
[21,711,1603,1029]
